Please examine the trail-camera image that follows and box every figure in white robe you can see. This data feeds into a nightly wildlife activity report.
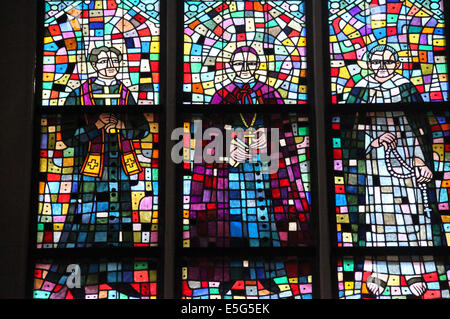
[347,45,436,297]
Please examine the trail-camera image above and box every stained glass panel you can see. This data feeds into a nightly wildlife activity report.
[181,113,312,247]
[42,0,160,106]
[37,113,160,248]
[329,0,448,104]
[181,257,312,299]
[331,111,450,247]
[337,256,450,299]
[183,0,308,104]
[33,258,157,299]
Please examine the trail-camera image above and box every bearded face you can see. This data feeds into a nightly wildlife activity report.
[369,49,401,82]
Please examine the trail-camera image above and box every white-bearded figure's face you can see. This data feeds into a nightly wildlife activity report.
[369,50,401,82]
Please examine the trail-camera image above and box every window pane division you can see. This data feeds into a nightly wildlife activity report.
[42,0,161,106]
[329,0,448,104]
[33,258,158,299]
[37,113,160,249]
[327,0,450,299]
[183,0,309,105]
[179,0,315,299]
[179,111,314,298]
[182,257,313,299]
[31,0,163,299]
[181,112,312,249]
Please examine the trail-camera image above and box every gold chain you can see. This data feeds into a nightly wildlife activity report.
[239,113,257,128]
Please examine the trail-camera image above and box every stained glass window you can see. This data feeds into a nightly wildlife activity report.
[178,110,313,298]
[31,0,162,300]
[178,0,313,299]
[328,0,450,299]
[183,0,308,104]
[181,257,312,299]
[329,0,448,104]
[330,110,450,298]
[42,0,160,106]
[33,258,158,299]
[181,113,312,248]
[332,111,450,249]
[24,0,450,301]
[337,256,449,299]
[37,113,160,248]
[332,111,450,298]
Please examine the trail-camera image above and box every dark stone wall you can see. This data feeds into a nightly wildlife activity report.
[0,0,36,298]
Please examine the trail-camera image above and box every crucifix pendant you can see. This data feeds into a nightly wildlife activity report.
[244,127,256,149]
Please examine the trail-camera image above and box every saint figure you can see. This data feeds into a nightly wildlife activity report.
[211,46,284,104]
[347,44,423,103]
[57,113,149,248]
[344,45,443,297]
[185,113,311,297]
[65,46,137,106]
[57,46,150,247]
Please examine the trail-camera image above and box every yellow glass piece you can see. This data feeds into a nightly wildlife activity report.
[339,67,351,79]
[371,20,386,29]
[140,211,152,223]
[343,24,356,35]
[140,77,153,84]
[336,214,349,223]
[387,275,400,286]
[150,42,160,53]
[132,191,145,211]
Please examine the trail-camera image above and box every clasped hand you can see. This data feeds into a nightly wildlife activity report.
[371,132,433,183]
[230,128,267,163]
[95,113,125,133]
